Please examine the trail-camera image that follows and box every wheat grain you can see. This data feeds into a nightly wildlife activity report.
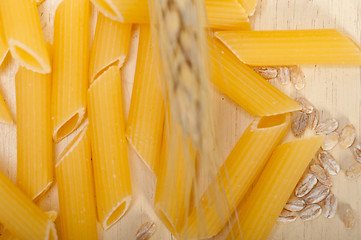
[152,0,211,152]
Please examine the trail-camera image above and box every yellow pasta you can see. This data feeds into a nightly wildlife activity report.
[56,125,97,240]
[90,0,247,29]
[154,122,196,237]
[52,0,90,143]
[0,0,50,73]
[215,29,361,65]
[0,21,8,66]
[3,46,54,240]
[183,114,290,239]
[0,170,57,240]
[88,66,132,230]
[90,0,149,23]
[127,25,164,172]
[238,0,258,16]
[226,136,325,240]
[0,211,58,240]
[205,0,248,29]
[89,13,132,83]
[209,35,300,116]
[0,229,17,240]
[221,21,251,31]
[15,66,53,200]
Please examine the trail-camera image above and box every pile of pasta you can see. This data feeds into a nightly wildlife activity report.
[0,0,360,240]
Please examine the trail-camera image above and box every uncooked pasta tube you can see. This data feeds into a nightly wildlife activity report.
[0,170,57,240]
[90,0,248,29]
[56,126,98,240]
[209,35,300,116]
[154,122,196,237]
[215,29,361,65]
[88,66,132,230]
[15,66,53,200]
[52,0,90,142]
[227,136,325,240]
[89,13,132,83]
[183,114,290,239]
[127,24,164,172]
[0,0,50,73]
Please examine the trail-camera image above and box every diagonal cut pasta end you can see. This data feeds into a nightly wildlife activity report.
[102,196,132,230]
[154,206,178,237]
[9,40,51,74]
[53,109,85,143]
[90,0,124,21]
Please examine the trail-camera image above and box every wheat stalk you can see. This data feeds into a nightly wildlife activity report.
[151,0,210,153]
[150,0,229,238]
[152,0,223,208]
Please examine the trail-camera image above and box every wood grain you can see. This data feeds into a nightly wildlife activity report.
[0,0,360,239]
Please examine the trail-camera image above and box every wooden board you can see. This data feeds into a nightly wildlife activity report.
[0,0,360,239]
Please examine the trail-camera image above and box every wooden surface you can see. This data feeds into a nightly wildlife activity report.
[0,0,360,239]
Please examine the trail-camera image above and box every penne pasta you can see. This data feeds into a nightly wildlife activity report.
[183,114,290,239]
[88,66,132,230]
[90,0,247,29]
[205,0,249,29]
[52,0,90,143]
[215,29,361,65]
[4,50,54,240]
[127,25,164,172]
[238,0,258,16]
[0,21,8,66]
[154,121,196,237]
[89,0,149,23]
[0,0,50,73]
[15,66,53,200]
[89,13,132,83]
[226,136,325,240]
[217,21,252,31]
[209,35,300,116]
[56,125,98,240]
[0,170,57,240]
[3,58,55,237]
[0,211,58,240]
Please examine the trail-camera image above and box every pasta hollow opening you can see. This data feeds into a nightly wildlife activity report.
[33,180,54,202]
[93,0,118,18]
[55,112,80,141]
[93,59,119,83]
[257,114,286,128]
[13,45,43,70]
[105,200,129,228]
